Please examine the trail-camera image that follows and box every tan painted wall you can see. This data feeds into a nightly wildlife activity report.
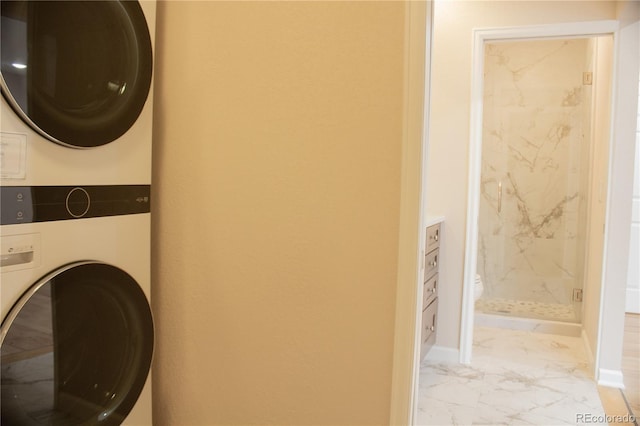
[427,0,617,351]
[151,2,410,424]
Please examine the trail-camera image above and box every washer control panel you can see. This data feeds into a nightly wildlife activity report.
[0,185,150,225]
[66,187,91,218]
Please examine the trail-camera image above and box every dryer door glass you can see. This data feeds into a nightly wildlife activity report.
[0,1,153,147]
[0,262,154,426]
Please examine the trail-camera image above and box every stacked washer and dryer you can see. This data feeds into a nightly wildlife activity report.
[0,1,156,425]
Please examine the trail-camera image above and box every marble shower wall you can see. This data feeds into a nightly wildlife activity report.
[477,39,592,320]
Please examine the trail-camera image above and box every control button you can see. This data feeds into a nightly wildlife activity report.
[66,187,90,218]
[16,211,24,219]
[16,192,23,201]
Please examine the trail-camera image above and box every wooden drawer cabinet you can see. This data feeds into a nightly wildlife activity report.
[421,221,442,360]
[422,273,438,308]
[425,222,440,252]
[421,298,438,354]
[424,249,439,281]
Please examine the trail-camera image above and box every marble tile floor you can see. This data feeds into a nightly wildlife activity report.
[417,326,608,425]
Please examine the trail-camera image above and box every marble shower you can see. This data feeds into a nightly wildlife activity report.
[475,38,597,323]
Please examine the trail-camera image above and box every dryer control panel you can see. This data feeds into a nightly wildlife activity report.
[0,185,151,225]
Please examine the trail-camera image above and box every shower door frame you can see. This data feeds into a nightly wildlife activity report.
[460,19,630,382]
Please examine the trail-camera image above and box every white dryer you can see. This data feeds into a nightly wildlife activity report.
[0,0,156,186]
[1,185,153,425]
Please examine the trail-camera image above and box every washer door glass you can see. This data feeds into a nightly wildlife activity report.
[0,262,154,426]
[0,1,153,148]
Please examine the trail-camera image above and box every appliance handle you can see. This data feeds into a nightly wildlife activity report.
[1,251,34,268]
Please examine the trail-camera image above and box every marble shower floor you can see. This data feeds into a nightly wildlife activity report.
[475,298,578,323]
[417,327,607,425]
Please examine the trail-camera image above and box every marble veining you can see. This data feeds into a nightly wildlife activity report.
[477,39,593,314]
[417,327,606,425]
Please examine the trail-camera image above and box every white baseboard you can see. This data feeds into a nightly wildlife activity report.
[581,329,595,374]
[424,346,459,364]
[598,368,625,389]
[626,288,640,313]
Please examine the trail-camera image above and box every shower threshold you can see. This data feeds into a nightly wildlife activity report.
[475,298,581,337]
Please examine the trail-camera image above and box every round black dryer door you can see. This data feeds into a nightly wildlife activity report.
[0,1,153,148]
[0,262,154,426]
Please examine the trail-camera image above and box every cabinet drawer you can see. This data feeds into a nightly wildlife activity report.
[420,298,438,357]
[423,273,438,308]
[424,248,439,281]
[426,223,441,252]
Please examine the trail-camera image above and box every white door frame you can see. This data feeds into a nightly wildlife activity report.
[460,20,620,366]
[389,2,433,425]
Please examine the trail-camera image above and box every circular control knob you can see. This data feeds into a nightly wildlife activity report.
[66,187,90,218]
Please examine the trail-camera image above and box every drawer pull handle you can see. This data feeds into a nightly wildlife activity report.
[429,260,437,268]
[498,181,503,213]
[429,325,435,332]
[431,287,437,293]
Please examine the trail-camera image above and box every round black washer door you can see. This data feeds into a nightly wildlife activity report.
[0,262,154,426]
[0,1,153,148]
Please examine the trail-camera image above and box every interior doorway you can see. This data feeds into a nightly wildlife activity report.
[460,21,619,368]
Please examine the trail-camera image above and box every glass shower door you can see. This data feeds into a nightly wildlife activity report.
[475,38,593,324]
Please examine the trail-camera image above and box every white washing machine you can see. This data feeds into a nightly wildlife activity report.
[0,0,156,186]
[1,2,155,423]
[1,185,153,425]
